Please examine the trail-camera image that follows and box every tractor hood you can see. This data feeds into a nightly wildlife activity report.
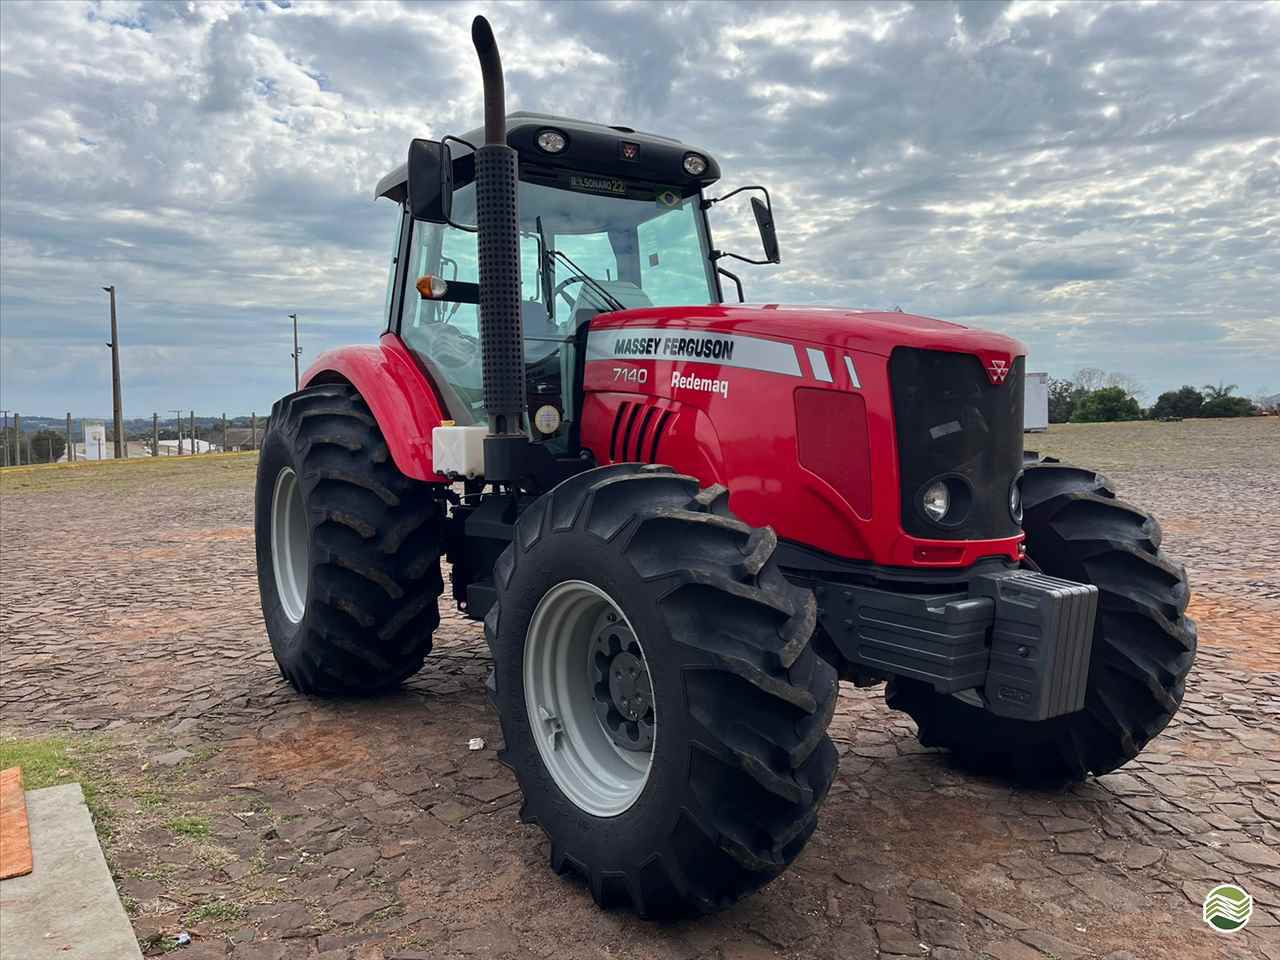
[591,304,1025,364]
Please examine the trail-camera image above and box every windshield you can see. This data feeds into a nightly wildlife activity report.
[399,177,717,440]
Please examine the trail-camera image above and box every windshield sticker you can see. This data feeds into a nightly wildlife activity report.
[587,327,803,376]
[569,174,626,196]
[657,189,679,207]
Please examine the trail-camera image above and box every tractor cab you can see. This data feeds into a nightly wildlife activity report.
[374,113,775,453]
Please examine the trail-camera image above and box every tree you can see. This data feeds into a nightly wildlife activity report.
[1149,385,1203,420]
[1199,383,1255,418]
[1071,387,1141,423]
[1074,367,1107,392]
[1104,371,1146,402]
[29,429,66,463]
[1047,377,1079,423]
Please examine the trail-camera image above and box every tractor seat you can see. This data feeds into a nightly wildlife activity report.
[522,300,559,339]
[567,281,653,330]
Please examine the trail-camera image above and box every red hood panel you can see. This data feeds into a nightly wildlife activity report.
[592,304,1026,359]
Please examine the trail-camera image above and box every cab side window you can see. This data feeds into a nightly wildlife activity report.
[410,219,481,338]
[384,209,406,327]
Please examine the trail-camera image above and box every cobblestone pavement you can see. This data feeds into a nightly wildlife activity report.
[1,419,1278,960]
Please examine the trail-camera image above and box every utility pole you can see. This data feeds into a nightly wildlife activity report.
[221,412,227,453]
[289,313,300,390]
[191,410,197,454]
[66,412,73,462]
[171,408,184,455]
[13,413,20,466]
[104,285,125,459]
[250,412,257,451]
[1,410,9,467]
[152,413,159,457]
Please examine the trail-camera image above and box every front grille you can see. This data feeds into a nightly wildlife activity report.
[890,348,1024,541]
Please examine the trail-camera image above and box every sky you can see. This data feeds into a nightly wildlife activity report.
[1,0,1277,419]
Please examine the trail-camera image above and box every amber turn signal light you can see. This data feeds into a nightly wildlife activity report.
[416,274,448,299]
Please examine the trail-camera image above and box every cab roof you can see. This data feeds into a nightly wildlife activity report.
[374,111,720,203]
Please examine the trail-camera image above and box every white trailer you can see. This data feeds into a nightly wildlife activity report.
[1025,372,1049,432]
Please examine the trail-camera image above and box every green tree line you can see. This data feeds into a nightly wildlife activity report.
[1048,370,1262,424]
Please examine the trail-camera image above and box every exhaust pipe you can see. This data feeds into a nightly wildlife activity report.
[472,16,507,147]
[470,16,526,445]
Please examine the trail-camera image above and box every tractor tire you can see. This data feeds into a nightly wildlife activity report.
[255,383,444,695]
[885,458,1196,782]
[486,464,839,918]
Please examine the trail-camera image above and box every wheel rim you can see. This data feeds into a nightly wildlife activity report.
[523,581,654,817]
[270,466,309,624]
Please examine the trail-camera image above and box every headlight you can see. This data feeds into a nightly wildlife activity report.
[682,152,707,176]
[536,129,567,153]
[922,481,950,523]
[1009,479,1023,524]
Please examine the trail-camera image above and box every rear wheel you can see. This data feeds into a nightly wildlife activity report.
[886,458,1196,781]
[487,464,838,918]
[255,383,444,695]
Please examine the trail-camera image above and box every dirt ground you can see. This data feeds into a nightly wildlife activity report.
[1,418,1277,960]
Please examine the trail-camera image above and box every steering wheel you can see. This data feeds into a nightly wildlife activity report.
[553,276,587,311]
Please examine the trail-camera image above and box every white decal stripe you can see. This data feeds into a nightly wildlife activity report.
[586,327,802,376]
[844,355,861,389]
[806,348,832,382]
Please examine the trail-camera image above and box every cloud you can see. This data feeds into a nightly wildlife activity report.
[1,0,1278,418]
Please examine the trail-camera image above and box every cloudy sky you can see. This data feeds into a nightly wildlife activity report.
[1,0,1277,418]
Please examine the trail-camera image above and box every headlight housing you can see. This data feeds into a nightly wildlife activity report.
[922,481,950,523]
[916,475,973,528]
[682,152,707,176]
[1009,477,1023,525]
[536,129,567,154]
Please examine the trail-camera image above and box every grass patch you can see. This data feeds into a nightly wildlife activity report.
[166,815,210,838]
[138,932,182,954]
[0,450,258,495]
[0,735,112,835]
[0,736,78,789]
[135,789,170,810]
[185,900,244,924]
[124,861,180,882]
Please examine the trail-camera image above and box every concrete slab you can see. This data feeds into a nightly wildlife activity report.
[0,783,141,960]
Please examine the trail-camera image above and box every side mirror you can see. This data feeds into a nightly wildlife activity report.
[407,138,453,223]
[751,196,780,264]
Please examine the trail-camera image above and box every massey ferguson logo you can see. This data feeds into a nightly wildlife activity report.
[986,359,1010,384]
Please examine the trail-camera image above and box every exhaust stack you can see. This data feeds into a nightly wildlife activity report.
[470,16,526,444]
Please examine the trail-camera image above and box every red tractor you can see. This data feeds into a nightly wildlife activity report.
[255,17,1195,918]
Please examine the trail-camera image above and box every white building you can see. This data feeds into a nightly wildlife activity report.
[156,438,218,455]
[1025,372,1049,432]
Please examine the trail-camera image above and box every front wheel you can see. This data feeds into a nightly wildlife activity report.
[486,464,838,918]
[886,458,1196,782]
[255,383,445,695]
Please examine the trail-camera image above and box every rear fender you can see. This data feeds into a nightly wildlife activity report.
[301,333,448,482]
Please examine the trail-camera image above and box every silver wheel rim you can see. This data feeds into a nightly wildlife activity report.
[523,580,655,817]
[270,467,309,624]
